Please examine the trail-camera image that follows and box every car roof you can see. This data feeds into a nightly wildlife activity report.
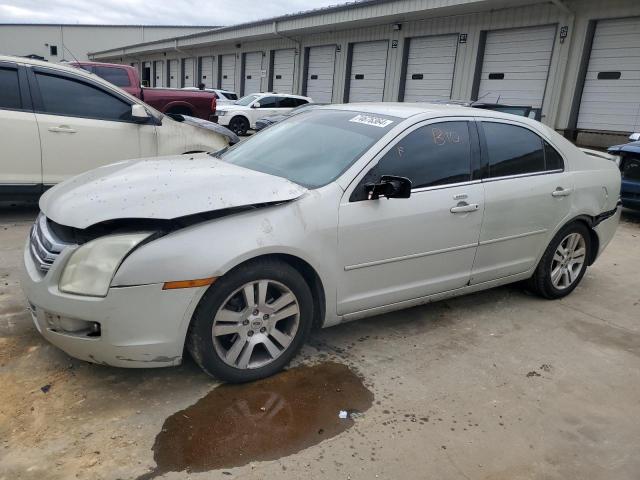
[0,54,100,76]
[316,102,541,124]
[251,92,311,100]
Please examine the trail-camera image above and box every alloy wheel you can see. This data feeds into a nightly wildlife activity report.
[550,232,587,290]
[211,279,300,369]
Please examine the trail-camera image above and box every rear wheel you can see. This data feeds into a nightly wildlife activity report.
[187,259,313,382]
[228,116,249,136]
[528,222,592,299]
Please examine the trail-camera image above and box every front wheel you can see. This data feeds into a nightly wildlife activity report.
[528,222,592,299]
[186,259,313,382]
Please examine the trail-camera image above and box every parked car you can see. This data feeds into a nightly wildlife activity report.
[0,55,230,199]
[183,87,238,105]
[255,103,324,131]
[22,104,621,382]
[70,61,218,120]
[214,93,312,135]
[608,132,640,210]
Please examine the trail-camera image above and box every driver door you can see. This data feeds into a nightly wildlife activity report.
[337,119,485,315]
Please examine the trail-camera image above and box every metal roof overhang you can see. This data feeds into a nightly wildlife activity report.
[89,0,551,60]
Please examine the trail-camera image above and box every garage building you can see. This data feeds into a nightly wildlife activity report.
[89,0,640,146]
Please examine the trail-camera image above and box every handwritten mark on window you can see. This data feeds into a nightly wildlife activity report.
[432,128,461,146]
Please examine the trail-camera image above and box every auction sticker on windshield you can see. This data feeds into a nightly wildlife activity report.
[349,114,394,128]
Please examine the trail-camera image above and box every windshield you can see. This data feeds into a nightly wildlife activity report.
[216,109,399,188]
[235,94,259,106]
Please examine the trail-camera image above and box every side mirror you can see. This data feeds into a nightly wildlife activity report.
[629,133,640,142]
[365,175,412,200]
[253,102,261,108]
[131,104,150,123]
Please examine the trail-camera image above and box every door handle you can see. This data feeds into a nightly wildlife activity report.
[450,202,479,214]
[552,187,572,197]
[48,126,77,134]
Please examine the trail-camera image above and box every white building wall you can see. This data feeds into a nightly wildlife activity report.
[0,24,215,62]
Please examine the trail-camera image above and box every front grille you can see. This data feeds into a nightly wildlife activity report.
[29,214,71,273]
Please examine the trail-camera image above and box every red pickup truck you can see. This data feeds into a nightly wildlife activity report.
[70,61,217,121]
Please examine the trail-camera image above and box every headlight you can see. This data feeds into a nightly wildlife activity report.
[59,233,151,297]
[216,111,226,116]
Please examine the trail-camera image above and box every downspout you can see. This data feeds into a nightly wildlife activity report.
[273,20,302,93]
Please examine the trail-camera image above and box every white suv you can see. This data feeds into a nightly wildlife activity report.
[0,55,230,200]
[215,93,312,135]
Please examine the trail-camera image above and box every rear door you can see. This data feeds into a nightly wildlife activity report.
[29,68,157,184]
[0,62,42,191]
[471,120,570,284]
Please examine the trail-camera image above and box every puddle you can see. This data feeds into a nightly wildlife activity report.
[138,362,373,479]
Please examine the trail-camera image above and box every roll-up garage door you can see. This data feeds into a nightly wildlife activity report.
[577,17,640,133]
[272,49,295,94]
[153,61,163,87]
[477,25,556,108]
[348,40,388,102]
[305,45,336,103]
[200,56,214,88]
[182,58,195,87]
[168,60,179,88]
[219,54,236,91]
[403,34,458,102]
[243,52,263,95]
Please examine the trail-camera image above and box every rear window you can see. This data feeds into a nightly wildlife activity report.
[0,67,21,110]
[92,66,131,87]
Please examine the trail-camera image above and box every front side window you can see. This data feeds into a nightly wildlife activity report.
[35,72,132,121]
[482,122,545,178]
[0,67,21,110]
[352,121,472,200]
[257,96,279,108]
[93,66,131,87]
[218,109,398,188]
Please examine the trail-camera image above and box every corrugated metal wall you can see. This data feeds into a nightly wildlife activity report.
[96,0,640,140]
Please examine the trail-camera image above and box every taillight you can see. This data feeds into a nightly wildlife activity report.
[211,96,217,112]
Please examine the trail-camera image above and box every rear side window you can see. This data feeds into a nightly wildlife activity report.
[92,66,131,87]
[257,96,279,108]
[223,92,238,100]
[482,122,545,177]
[35,72,132,121]
[0,67,22,110]
[353,121,472,199]
[544,141,564,170]
[278,97,298,108]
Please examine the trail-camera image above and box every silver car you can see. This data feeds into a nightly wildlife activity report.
[21,104,621,382]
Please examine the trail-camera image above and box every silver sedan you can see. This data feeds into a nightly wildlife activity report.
[21,103,621,382]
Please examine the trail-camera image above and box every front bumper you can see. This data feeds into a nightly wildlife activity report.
[20,240,206,368]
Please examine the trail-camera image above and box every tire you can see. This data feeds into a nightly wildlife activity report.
[228,116,249,136]
[186,259,313,383]
[527,222,592,299]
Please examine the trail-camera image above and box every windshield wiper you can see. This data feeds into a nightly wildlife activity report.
[209,146,228,159]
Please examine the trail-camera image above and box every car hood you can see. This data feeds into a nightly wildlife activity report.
[39,154,308,229]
